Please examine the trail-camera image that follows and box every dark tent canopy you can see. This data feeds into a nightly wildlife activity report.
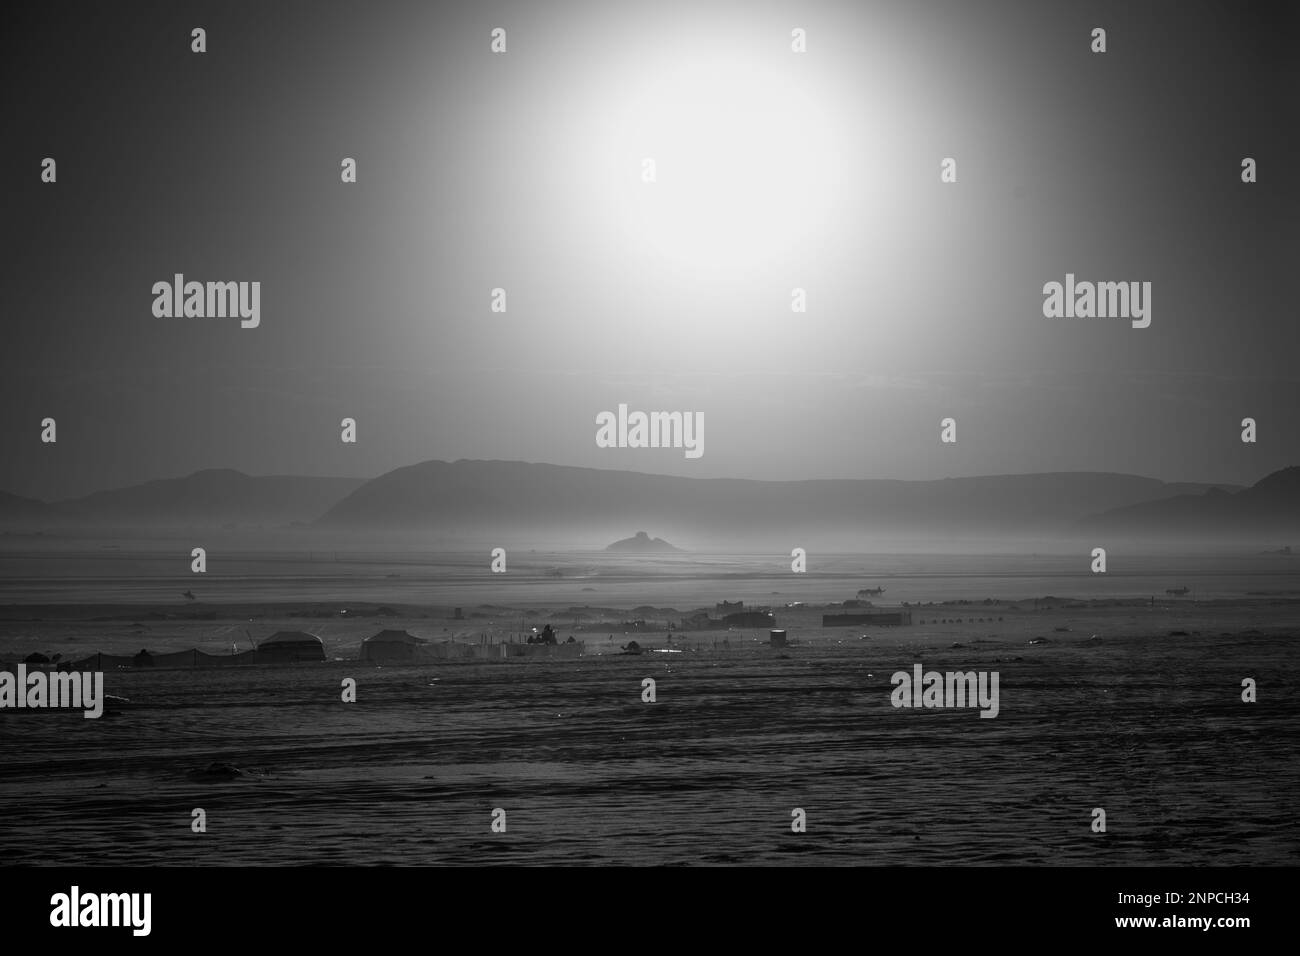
[258,631,325,663]
[360,629,427,663]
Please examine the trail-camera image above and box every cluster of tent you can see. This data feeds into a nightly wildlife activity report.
[15,629,586,671]
[60,631,328,670]
[360,630,584,662]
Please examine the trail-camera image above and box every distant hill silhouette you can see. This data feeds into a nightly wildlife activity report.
[313,459,1246,544]
[606,531,684,553]
[1,469,366,530]
[1079,466,1300,539]
[4,460,1278,544]
[0,491,54,525]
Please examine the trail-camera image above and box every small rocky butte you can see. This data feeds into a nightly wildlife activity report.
[605,531,684,553]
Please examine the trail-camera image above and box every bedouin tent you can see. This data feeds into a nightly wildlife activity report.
[257,630,326,663]
[359,629,428,664]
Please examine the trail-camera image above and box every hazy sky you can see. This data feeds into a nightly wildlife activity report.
[2,0,1296,499]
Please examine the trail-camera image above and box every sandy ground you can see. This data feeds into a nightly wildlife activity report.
[0,595,1296,865]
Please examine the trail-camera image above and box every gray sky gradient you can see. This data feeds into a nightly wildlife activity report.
[2,0,1296,499]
